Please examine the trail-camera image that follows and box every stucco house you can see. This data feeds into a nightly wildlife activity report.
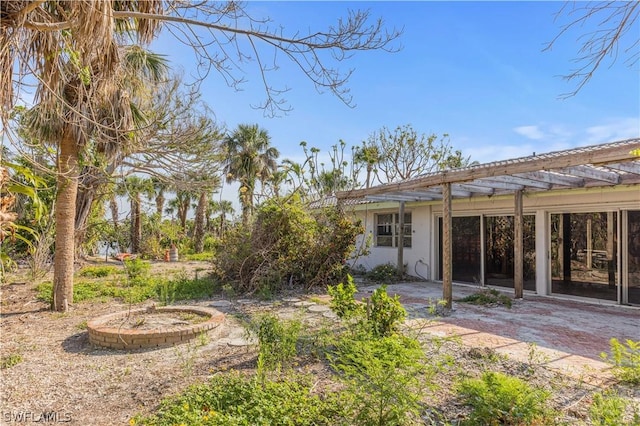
[336,138,640,307]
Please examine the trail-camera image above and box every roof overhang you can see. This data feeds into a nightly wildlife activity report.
[336,138,640,203]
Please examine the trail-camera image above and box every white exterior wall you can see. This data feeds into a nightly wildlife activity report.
[349,185,640,294]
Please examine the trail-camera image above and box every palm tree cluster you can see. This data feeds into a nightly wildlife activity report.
[1,1,400,310]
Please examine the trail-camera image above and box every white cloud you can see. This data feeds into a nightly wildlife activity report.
[583,117,640,145]
[514,125,545,140]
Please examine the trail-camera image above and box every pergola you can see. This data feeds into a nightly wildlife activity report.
[336,138,640,307]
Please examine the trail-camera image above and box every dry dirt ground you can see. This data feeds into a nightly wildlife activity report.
[1,260,638,425]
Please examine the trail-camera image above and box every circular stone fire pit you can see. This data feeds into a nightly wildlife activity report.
[87,306,224,350]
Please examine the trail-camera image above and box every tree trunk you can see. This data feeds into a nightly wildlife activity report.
[109,196,119,228]
[193,192,207,253]
[178,198,189,231]
[130,195,142,253]
[74,175,97,257]
[53,128,79,312]
[155,191,165,217]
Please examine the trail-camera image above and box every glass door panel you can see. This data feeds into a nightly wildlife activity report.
[485,215,536,290]
[439,216,481,283]
[550,212,617,301]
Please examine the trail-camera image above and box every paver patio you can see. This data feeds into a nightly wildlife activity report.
[358,281,639,382]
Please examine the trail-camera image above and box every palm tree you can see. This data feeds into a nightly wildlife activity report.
[208,200,235,238]
[223,124,279,225]
[123,176,153,254]
[172,189,195,232]
[2,2,397,312]
[193,176,221,253]
[148,177,169,218]
[354,143,381,188]
[2,3,163,311]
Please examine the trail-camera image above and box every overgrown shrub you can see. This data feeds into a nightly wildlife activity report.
[249,314,302,373]
[366,262,399,283]
[332,333,427,426]
[365,285,406,338]
[458,371,551,425]
[212,196,363,295]
[123,258,151,284]
[328,277,406,338]
[601,338,640,385]
[327,275,364,320]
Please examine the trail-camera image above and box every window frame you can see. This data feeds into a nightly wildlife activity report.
[375,212,412,248]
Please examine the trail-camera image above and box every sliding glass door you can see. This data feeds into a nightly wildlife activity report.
[438,216,481,283]
[484,215,536,290]
[550,212,617,301]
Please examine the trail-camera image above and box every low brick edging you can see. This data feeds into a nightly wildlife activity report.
[87,305,224,350]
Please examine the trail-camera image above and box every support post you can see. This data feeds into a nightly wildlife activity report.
[514,190,524,299]
[397,201,405,279]
[562,214,572,283]
[586,217,593,270]
[442,183,452,308]
[606,212,615,287]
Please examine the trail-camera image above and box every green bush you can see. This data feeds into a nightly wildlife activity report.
[123,258,151,284]
[458,371,551,425]
[365,285,406,338]
[366,262,399,283]
[327,275,364,320]
[601,338,640,385]
[332,333,427,426]
[169,275,217,301]
[328,279,406,338]
[459,288,512,308]
[183,252,214,262]
[212,195,363,295]
[77,265,120,278]
[249,314,301,373]
[133,372,348,426]
[589,390,629,426]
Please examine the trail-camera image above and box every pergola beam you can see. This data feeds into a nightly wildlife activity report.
[605,162,640,175]
[560,165,621,184]
[471,179,524,191]
[395,190,442,199]
[455,183,495,195]
[489,175,552,190]
[366,194,432,202]
[515,171,585,187]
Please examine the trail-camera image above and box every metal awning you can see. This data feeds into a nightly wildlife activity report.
[336,138,640,202]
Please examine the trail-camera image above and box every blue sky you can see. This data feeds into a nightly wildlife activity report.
[153,1,639,201]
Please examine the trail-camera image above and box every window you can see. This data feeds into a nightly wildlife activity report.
[375,213,412,247]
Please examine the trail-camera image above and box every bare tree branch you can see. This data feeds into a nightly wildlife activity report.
[545,1,639,98]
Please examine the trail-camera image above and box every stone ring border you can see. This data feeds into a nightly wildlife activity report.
[87,306,225,350]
